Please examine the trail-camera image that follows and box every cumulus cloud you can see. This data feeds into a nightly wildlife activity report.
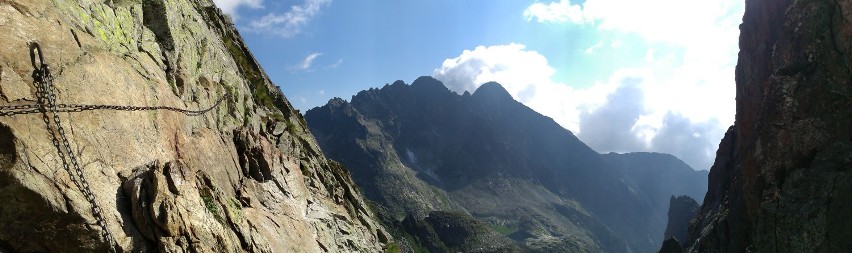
[523,0,742,46]
[435,44,613,134]
[651,113,723,170]
[577,79,647,152]
[247,0,331,38]
[486,0,744,170]
[522,0,743,115]
[435,44,555,99]
[433,43,731,170]
[212,0,263,20]
[434,44,591,132]
[292,52,323,71]
[577,77,725,168]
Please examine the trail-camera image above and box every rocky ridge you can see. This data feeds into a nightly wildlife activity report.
[0,0,387,252]
[306,77,710,252]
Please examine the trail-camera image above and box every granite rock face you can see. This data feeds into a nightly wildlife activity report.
[683,0,852,252]
[0,0,387,252]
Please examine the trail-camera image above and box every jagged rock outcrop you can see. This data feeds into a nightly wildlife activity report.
[663,195,699,245]
[682,0,852,252]
[0,0,387,252]
[658,238,684,253]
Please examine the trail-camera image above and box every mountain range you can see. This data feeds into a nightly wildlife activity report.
[305,77,708,252]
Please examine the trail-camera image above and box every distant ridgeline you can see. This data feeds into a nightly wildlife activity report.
[305,76,708,252]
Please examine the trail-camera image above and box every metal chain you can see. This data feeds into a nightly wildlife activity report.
[0,43,228,252]
[33,63,118,253]
[54,94,229,115]
[0,92,228,116]
[0,107,41,116]
[0,104,40,110]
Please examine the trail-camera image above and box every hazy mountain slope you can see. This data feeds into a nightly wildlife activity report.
[0,1,387,252]
[677,0,852,251]
[307,76,709,252]
[602,152,708,224]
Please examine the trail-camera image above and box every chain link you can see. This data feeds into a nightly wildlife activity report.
[0,104,40,110]
[0,45,228,252]
[0,107,41,116]
[0,92,228,116]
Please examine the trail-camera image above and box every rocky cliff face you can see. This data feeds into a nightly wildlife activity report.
[663,195,698,245]
[683,0,852,251]
[0,0,387,252]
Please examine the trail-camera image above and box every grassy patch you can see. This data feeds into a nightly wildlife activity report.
[384,242,400,253]
[252,83,277,110]
[224,197,243,221]
[223,35,281,113]
[285,120,297,134]
[490,224,516,235]
[201,194,224,223]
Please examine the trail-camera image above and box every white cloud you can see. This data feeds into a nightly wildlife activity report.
[434,44,555,99]
[510,0,743,169]
[292,52,322,71]
[247,0,331,38]
[577,77,726,168]
[434,44,610,133]
[524,0,590,24]
[523,0,742,46]
[212,0,263,20]
[522,0,743,96]
[433,43,733,170]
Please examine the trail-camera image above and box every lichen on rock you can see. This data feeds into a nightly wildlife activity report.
[0,0,388,252]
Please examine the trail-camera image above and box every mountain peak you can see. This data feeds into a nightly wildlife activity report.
[410,76,453,97]
[472,82,512,100]
[411,76,443,88]
[390,80,407,87]
[328,97,349,106]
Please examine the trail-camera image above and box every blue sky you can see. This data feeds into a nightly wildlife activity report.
[213,0,745,170]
